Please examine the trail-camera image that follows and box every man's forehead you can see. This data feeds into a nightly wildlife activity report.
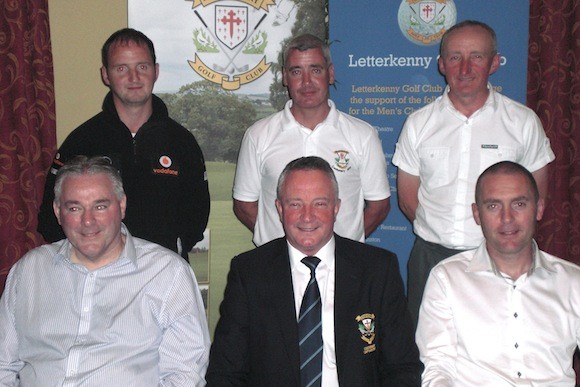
[479,173,533,198]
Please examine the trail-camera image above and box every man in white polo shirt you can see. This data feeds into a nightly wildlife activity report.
[233,33,391,246]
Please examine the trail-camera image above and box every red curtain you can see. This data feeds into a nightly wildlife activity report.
[529,0,580,264]
[0,0,56,291]
[527,0,580,383]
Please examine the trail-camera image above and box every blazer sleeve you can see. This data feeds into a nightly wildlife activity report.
[206,257,251,386]
[378,252,423,386]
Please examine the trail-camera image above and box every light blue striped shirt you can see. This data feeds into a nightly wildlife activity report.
[0,225,210,386]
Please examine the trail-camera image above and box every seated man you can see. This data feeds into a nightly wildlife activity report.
[207,156,422,386]
[0,156,210,385]
[417,161,580,385]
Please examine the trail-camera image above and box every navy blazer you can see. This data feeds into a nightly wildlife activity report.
[206,235,422,386]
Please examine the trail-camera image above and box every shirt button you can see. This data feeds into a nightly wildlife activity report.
[517,372,522,377]
[514,312,518,318]
[515,343,519,349]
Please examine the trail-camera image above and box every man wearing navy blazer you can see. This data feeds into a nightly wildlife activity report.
[207,156,421,386]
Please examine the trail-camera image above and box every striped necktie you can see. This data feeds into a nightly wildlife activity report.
[298,256,322,387]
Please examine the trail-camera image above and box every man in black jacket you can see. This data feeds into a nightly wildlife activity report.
[38,28,209,260]
[207,157,421,386]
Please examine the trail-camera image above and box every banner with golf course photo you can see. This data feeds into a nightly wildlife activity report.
[128,0,326,331]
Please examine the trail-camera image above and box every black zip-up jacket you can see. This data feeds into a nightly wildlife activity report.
[38,92,210,259]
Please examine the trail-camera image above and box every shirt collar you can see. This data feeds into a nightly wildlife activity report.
[54,223,138,271]
[467,239,556,277]
[441,83,497,114]
[281,99,339,131]
[288,235,336,272]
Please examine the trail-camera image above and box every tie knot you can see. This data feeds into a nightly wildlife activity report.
[301,256,320,274]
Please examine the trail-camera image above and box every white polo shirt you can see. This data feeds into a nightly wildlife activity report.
[234,100,390,246]
[392,86,555,249]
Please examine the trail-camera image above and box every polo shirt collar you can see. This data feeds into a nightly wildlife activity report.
[281,99,339,131]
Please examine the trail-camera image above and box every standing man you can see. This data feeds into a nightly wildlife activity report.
[0,156,210,385]
[417,161,580,385]
[208,157,421,386]
[233,34,390,246]
[38,28,209,260]
[392,20,555,323]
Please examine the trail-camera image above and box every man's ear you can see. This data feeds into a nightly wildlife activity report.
[472,203,481,226]
[536,198,545,222]
[489,53,500,75]
[53,201,62,225]
[101,66,110,86]
[328,63,335,85]
[275,199,283,222]
[120,194,127,220]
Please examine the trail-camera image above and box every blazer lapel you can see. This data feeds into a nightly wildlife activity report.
[333,236,363,370]
[264,245,301,378]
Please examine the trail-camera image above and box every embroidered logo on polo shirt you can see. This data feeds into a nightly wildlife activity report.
[333,150,351,172]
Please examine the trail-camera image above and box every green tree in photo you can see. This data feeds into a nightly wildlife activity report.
[160,81,257,162]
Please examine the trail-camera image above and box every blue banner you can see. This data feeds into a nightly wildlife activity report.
[329,0,530,285]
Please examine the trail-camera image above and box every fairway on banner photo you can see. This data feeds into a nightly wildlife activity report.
[329,0,530,284]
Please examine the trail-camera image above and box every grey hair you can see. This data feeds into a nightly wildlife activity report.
[54,155,125,204]
[276,156,339,200]
[282,33,332,68]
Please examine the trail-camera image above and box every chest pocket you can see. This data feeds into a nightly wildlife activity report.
[479,146,518,171]
[419,147,450,189]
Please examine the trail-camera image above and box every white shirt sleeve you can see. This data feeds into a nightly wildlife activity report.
[233,127,261,202]
[416,267,457,386]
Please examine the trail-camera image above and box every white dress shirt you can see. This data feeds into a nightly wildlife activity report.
[416,241,580,386]
[289,238,339,387]
[392,85,555,249]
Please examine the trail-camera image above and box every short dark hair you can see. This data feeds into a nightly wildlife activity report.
[54,156,125,204]
[101,28,156,68]
[440,20,497,57]
[475,161,539,205]
[282,33,332,69]
[276,156,338,199]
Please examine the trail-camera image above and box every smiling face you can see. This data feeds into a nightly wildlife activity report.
[472,172,544,262]
[276,169,340,255]
[438,25,500,105]
[283,47,334,114]
[54,173,127,269]
[101,41,159,109]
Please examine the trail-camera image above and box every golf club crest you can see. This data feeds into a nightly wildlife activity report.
[187,0,275,90]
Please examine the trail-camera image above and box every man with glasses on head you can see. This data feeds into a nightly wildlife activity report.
[1,156,210,385]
